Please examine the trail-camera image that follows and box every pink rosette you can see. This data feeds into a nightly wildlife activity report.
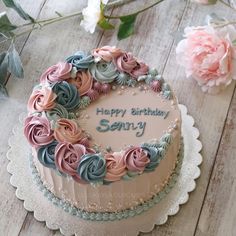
[115,52,138,73]
[27,87,57,113]
[176,25,236,94]
[67,70,93,96]
[54,119,84,144]
[92,46,123,62]
[24,115,54,148]
[55,142,86,183]
[124,146,150,173]
[104,152,127,182]
[40,62,72,84]
[130,62,149,79]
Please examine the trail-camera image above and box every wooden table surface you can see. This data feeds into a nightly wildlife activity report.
[0,0,235,235]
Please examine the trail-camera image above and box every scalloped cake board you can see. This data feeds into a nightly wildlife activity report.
[7,104,202,236]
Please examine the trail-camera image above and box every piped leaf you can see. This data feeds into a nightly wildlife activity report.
[118,14,137,40]
[0,12,17,33]
[8,45,24,78]
[2,0,35,22]
[98,18,114,30]
[0,52,9,84]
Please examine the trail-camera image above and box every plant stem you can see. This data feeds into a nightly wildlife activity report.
[12,0,135,39]
[214,20,236,28]
[219,0,236,10]
[104,0,165,19]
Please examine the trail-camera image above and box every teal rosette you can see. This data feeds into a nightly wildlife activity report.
[141,144,160,172]
[46,104,69,121]
[66,51,94,69]
[52,81,80,111]
[77,153,106,183]
[37,140,58,169]
[89,61,119,83]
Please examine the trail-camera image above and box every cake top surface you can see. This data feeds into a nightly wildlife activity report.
[24,45,180,185]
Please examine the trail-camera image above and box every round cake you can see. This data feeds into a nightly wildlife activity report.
[24,46,183,221]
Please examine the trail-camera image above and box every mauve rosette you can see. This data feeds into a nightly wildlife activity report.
[77,153,106,183]
[67,70,93,96]
[104,152,126,182]
[52,81,80,111]
[89,61,119,83]
[37,140,58,169]
[115,52,138,73]
[92,46,123,62]
[27,86,57,113]
[54,118,84,144]
[141,145,159,172]
[66,51,94,69]
[130,62,149,79]
[40,62,72,84]
[124,146,150,173]
[55,142,87,182]
[24,115,54,148]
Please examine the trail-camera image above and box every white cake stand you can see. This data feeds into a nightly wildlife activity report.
[7,104,202,236]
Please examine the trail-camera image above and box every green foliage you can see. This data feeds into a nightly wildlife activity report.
[98,18,114,30]
[8,44,24,78]
[117,14,137,40]
[0,12,17,33]
[0,52,9,84]
[2,0,34,22]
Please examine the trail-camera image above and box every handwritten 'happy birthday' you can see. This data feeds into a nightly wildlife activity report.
[95,107,169,137]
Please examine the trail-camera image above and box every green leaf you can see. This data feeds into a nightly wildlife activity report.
[118,14,137,40]
[98,18,115,30]
[0,83,8,98]
[2,0,35,22]
[0,52,9,84]
[0,12,17,33]
[233,39,236,46]
[8,45,24,78]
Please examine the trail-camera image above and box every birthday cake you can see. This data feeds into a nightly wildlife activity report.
[24,46,183,221]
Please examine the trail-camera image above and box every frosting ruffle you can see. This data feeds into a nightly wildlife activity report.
[24,115,54,148]
[104,152,126,182]
[40,62,72,84]
[37,140,58,169]
[66,51,94,69]
[52,81,80,111]
[89,61,119,84]
[77,153,106,183]
[124,146,150,173]
[54,118,84,144]
[55,142,87,182]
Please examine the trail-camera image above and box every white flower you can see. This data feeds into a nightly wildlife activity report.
[80,0,109,34]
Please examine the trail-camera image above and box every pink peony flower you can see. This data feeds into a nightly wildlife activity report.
[115,52,138,73]
[176,25,236,94]
[55,142,87,183]
[124,146,150,173]
[67,70,93,96]
[92,46,123,62]
[24,115,54,148]
[54,119,84,144]
[27,86,57,113]
[104,152,127,182]
[40,62,72,84]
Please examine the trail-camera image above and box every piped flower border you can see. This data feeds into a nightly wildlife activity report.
[24,45,174,185]
[30,138,184,221]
